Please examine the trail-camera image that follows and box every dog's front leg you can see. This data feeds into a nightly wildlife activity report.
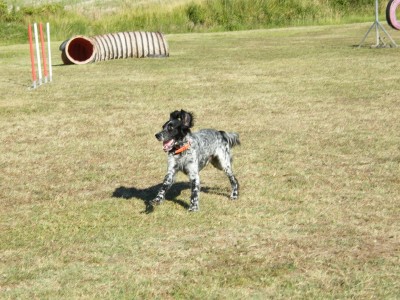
[188,174,200,212]
[151,165,176,206]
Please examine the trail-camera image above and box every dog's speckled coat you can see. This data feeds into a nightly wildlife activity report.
[152,110,240,211]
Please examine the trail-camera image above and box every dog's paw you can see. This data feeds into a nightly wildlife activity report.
[230,192,239,200]
[188,204,199,212]
[150,197,163,206]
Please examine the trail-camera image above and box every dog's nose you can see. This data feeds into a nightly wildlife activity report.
[155,133,162,140]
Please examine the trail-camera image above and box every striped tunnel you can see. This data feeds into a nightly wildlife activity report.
[60,31,169,65]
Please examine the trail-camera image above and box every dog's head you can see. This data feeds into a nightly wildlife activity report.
[155,110,194,152]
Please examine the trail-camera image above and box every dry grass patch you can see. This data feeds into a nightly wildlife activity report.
[1,24,400,298]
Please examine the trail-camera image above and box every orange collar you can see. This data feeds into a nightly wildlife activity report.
[174,141,191,154]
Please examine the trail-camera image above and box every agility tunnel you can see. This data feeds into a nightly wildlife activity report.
[59,31,169,65]
[387,0,400,30]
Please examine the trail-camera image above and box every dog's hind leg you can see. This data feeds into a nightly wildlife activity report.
[211,149,239,200]
[227,173,239,200]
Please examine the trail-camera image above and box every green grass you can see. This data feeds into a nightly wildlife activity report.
[0,0,386,43]
[1,23,400,298]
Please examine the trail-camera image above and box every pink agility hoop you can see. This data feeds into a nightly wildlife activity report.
[387,0,400,30]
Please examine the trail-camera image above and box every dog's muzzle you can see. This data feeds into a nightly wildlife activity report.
[155,132,175,152]
[155,132,163,141]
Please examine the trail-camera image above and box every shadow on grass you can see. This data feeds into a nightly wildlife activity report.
[112,182,228,214]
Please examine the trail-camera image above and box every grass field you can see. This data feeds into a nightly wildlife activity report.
[1,23,400,298]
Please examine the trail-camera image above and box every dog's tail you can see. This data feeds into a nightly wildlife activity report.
[220,131,241,148]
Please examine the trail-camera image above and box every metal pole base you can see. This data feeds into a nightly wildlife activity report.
[358,20,398,48]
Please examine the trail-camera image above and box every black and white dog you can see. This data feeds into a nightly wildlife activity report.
[152,109,240,211]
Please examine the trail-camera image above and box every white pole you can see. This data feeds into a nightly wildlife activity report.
[46,22,52,82]
[375,0,379,46]
[33,23,42,85]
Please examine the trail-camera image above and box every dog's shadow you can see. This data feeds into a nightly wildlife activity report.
[112,182,227,213]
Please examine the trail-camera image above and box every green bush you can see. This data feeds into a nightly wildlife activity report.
[187,2,206,25]
[0,1,7,21]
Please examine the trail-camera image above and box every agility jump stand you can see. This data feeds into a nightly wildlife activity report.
[28,22,53,89]
[358,0,397,48]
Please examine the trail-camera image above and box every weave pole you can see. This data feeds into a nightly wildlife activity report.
[28,22,52,89]
[46,22,52,82]
[28,24,37,89]
[33,23,43,85]
[39,23,48,83]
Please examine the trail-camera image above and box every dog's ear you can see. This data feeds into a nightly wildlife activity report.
[170,110,181,120]
[180,110,194,128]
